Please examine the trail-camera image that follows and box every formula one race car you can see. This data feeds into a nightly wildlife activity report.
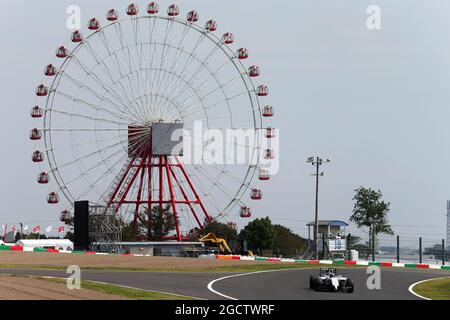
[309,268,354,293]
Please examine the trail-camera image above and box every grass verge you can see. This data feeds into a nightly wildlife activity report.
[413,278,450,300]
[26,276,197,300]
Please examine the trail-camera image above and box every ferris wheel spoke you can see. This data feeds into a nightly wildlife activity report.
[170,59,234,106]
[58,71,135,122]
[76,151,132,201]
[188,165,241,212]
[142,18,156,115]
[184,75,240,109]
[160,29,208,104]
[161,60,236,126]
[54,137,127,170]
[129,18,148,108]
[152,20,176,118]
[134,19,153,116]
[181,165,225,217]
[80,40,131,106]
[193,164,246,208]
[48,128,127,133]
[52,89,136,123]
[97,31,136,103]
[147,21,160,108]
[49,132,127,152]
[188,142,257,189]
[163,45,222,108]
[114,22,142,105]
[107,69,160,122]
[178,91,248,119]
[113,23,136,82]
[69,53,130,108]
[64,144,128,187]
[49,108,127,126]
[152,22,187,113]
[118,20,143,93]
[154,23,191,107]
[154,19,175,93]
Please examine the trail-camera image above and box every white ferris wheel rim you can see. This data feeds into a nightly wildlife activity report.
[35,10,268,224]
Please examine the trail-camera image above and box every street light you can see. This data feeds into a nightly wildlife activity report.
[307,156,331,260]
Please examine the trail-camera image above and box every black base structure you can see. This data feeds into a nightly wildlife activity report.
[74,200,90,251]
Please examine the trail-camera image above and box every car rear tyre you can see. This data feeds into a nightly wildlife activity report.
[309,276,316,290]
[346,278,354,293]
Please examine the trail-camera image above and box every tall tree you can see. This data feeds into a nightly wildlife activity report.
[239,217,275,251]
[122,205,177,241]
[350,187,394,236]
[272,224,307,255]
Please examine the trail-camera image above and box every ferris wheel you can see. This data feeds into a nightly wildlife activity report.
[30,3,275,241]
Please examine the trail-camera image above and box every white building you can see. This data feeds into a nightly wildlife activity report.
[16,239,73,251]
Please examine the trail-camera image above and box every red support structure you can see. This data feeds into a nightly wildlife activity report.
[104,127,211,241]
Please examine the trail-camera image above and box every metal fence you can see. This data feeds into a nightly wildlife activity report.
[267,234,448,265]
[347,233,448,265]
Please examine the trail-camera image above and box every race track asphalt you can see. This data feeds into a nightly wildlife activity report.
[0,267,448,300]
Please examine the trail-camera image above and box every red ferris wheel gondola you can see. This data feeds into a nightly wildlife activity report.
[187,10,199,22]
[47,192,60,204]
[55,46,69,58]
[259,169,271,181]
[71,30,83,43]
[240,207,252,218]
[264,149,275,160]
[36,85,48,97]
[29,128,42,140]
[248,65,260,77]
[237,48,248,59]
[250,189,262,200]
[167,4,179,17]
[265,127,276,139]
[127,4,138,16]
[257,85,269,97]
[32,151,44,163]
[37,172,50,184]
[60,210,72,222]
[107,9,119,21]
[262,105,274,117]
[222,32,234,44]
[205,20,217,32]
[88,18,100,30]
[147,2,159,14]
[31,106,43,118]
[44,64,56,76]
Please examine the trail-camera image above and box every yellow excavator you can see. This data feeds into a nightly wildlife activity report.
[198,233,254,256]
[199,233,232,254]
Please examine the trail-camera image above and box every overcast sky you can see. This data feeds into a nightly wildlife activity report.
[1,0,449,244]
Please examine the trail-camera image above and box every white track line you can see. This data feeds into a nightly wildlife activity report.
[408,276,450,300]
[207,268,310,300]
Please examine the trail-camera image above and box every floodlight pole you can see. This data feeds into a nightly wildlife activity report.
[314,158,320,260]
[308,156,330,260]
